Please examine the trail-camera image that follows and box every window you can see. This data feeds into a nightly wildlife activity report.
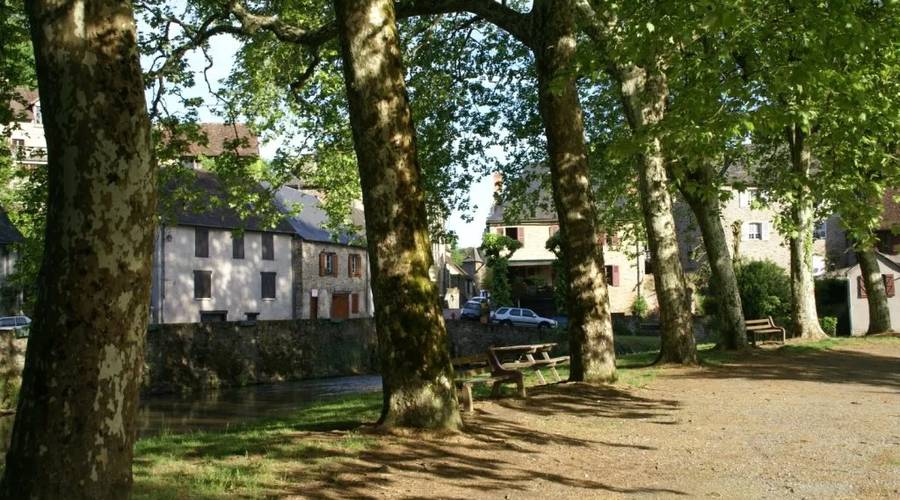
[496,307,509,315]
[522,309,536,318]
[349,254,362,277]
[813,221,827,240]
[319,252,337,276]
[605,265,620,286]
[351,293,360,314]
[11,139,23,157]
[232,233,244,259]
[510,309,521,317]
[260,272,276,299]
[857,274,896,298]
[505,227,518,239]
[195,228,209,258]
[193,270,212,299]
[200,310,227,323]
[746,222,763,240]
[738,189,755,208]
[33,104,42,124]
[261,233,274,260]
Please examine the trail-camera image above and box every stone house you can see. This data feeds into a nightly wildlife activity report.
[274,185,373,320]
[0,208,23,314]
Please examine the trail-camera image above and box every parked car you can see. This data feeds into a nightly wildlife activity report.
[0,315,31,338]
[491,307,557,329]
[459,301,483,320]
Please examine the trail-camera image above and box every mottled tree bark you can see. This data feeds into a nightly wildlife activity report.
[0,1,155,498]
[857,248,892,335]
[786,127,827,340]
[679,165,748,350]
[334,0,461,430]
[532,0,616,382]
[618,65,698,364]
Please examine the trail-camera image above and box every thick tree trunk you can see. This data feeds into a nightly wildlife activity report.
[532,0,616,382]
[617,65,697,364]
[857,248,892,335]
[334,0,461,430]
[0,1,155,498]
[786,127,827,340]
[679,168,748,350]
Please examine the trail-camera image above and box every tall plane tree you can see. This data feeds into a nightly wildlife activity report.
[334,0,462,429]
[0,0,156,497]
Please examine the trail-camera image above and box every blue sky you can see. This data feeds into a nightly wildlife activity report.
[149,27,493,249]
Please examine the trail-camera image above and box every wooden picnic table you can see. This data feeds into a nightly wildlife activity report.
[489,343,570,385]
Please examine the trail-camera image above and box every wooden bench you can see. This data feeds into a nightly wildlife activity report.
[451,354,525,412]
[745,316,786,345]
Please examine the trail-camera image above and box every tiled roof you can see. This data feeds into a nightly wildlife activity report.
[9,88,39,122]
[0,208,23,244]
[164,171,294,234]
[881,188,900,231]
[180,123,260,158]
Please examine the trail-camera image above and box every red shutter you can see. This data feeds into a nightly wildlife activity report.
[517,227,525,243]
[612,265,620,287]
[333,253,339,277]
[319,253,325,277]
[858,276,867,298]
[351,293,360,314]
[884,274,895,298]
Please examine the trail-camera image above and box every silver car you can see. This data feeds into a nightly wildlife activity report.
[0,315,31,338]
[491,307,557,329]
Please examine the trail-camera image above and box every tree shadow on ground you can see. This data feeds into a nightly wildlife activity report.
[277,383,686,499]
[669,344,900,390]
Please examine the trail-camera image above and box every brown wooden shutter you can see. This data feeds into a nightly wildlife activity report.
[351,293,359,314]
[612,265,620,287]
[319,253,326,277]
[858,276,867,298]
[517,227,525,243]
[884,274,895,298]
[333,253,339,276]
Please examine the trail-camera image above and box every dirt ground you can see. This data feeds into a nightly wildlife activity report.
[294,340,900,499]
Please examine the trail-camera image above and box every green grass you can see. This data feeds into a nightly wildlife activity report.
[133,393,381,499]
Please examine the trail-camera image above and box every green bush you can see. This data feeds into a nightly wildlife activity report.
[631,295,649,319]
[734,259,792,320]
[819,316,837,336]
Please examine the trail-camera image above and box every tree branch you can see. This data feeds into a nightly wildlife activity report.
[394,0,532,46]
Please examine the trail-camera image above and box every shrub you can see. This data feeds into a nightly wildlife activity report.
[819,316,837,336]
[632,295,649,319]
[734,259,792,320]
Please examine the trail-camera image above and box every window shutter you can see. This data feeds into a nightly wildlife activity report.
[348,255,352,277]
[741,222,749,241]
[351,293,360,314]
[612,265,620,287]
[884,274,895,298]
[517,227,525,243]
[333,253,339,276]
[319,253,325,277]
[858,276,868,298]
[495,227,503,235]
[762,222,770,241]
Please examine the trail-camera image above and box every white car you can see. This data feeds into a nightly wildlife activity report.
[491,307,557,329]
[0,315,31,338]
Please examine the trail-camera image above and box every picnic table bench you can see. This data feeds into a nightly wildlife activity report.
[745,316,786,345]
[451,354,525,412]
[489,343,570,385]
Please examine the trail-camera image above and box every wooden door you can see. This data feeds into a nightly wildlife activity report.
[331,293,350,320]
[310,297,318,320]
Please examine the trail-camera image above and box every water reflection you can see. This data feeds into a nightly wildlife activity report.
[137,375,381,437]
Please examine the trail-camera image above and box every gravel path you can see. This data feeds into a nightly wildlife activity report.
[295,340,900,499]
